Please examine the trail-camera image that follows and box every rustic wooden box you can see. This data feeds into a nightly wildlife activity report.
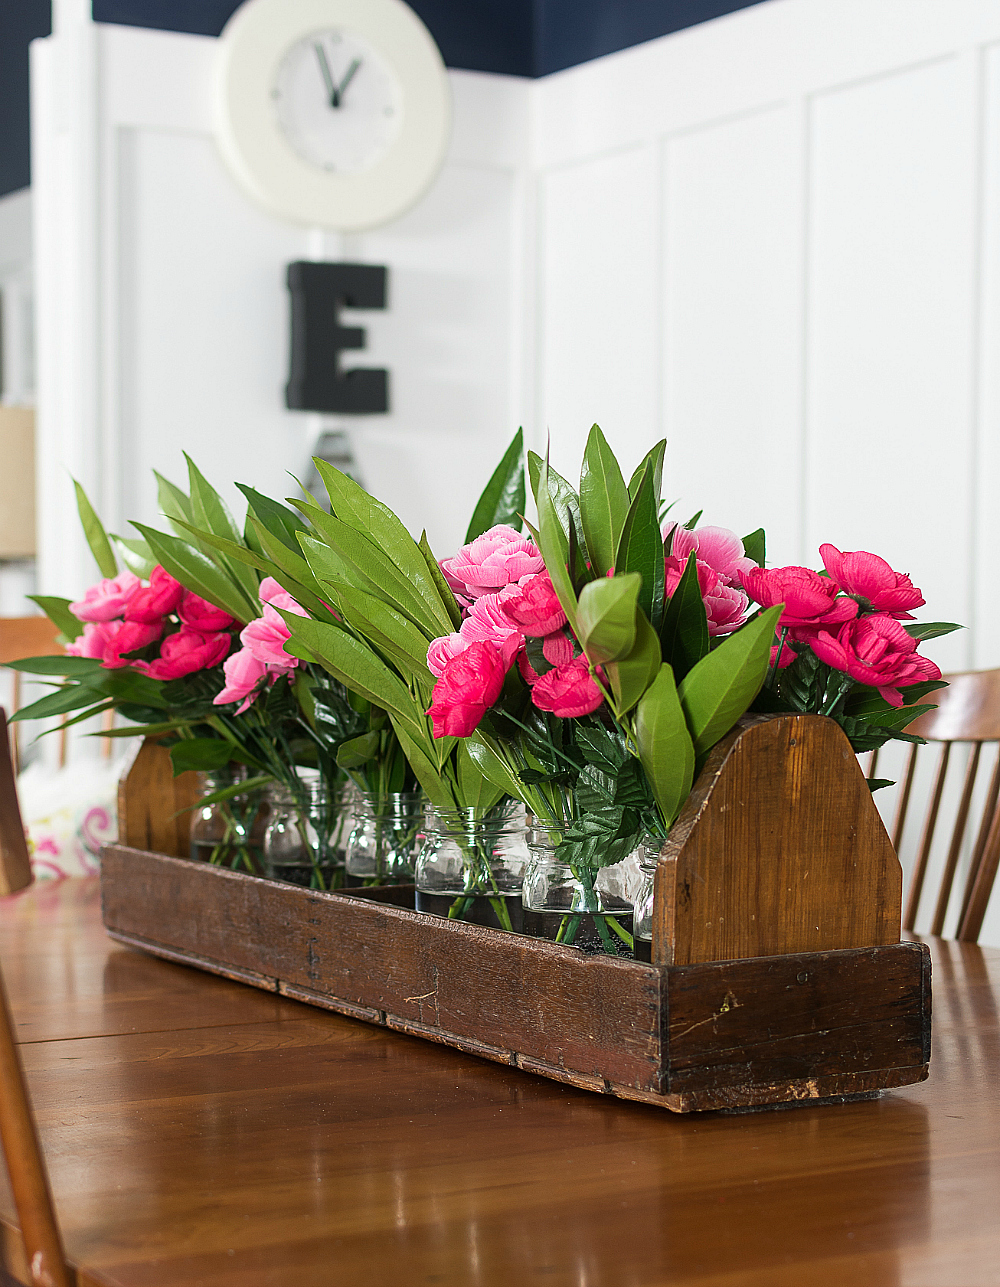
[101,715,931,1113]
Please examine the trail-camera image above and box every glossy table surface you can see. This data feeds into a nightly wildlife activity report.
[0,878,997,1287]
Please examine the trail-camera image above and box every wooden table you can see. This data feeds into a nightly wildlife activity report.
[0,879,996,1287]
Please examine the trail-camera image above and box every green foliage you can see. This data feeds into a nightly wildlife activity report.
[742,528,766,567]
[169,738,233,776]
[235,483,308,555]
[530,454,580,632]
[578,425,630,575]
[575,573,640,664]
[132,522,253,623]
[903,621,963,641]
[616,463,665,629]
[634,664,695,827]
[658,553,710,679]
[627,439,666,504]
[73,479,117,578]
[111,535,156,578]
[418,530,462,631]
[527,451,588,557]
[606,612,661,714]
[28,596,83,642]
[678,604,782,762]
[465,428,525,541]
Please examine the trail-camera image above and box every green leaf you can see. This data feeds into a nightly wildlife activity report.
[9,685,109,722]
[465,428,525,541]
[527,451,589,557]
[529,454,579,633]
[456,740,505,813]
[418,531,462,631]
[177,774,272,813]
[131,522,253,623]
[634,664,695,827]
[27,596,84,642]
[235,483,308,555]
[110,535,156,578]
[742,528,766,568]
[616,463,665,629]
[658,552,710,680]
[154,471,194,535]
[334,585,436,684]
[5,655,102,677]
[606,613,661,714]
[678,604,782,760]
[464,731,526,801]
[169,738,233,776]
[73,479,117,577]
[627,439,666,504]
[185,456,260,606]
[335,731,381,768]
[903,622,964,641]
[579,425,630,575]
[575,573,640,664]
[385,717,455,811]
[282,615,415,717]
[98,720,196,739]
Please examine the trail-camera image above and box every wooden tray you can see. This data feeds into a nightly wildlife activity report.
[101,714,931,1113]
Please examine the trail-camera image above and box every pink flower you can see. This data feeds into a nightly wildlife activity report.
[818,544,925,619]
[69,570,141,623]
[101,620,163,669]
[428,640,507,737]
[136,628,231,681]
[213,648,268,714]
[65,620,122,660]
[427,633,468,679]
[258,577,306,616]
[178,591,235,632]
[500,571,567,637]
[809,614,941,707]
[741,565,858,636]
[460,586,525,659]
[664,524,757,585]
[531,655,605,718]
[666,556,749,637]
[124,566,184,624]
[439,525,544,599]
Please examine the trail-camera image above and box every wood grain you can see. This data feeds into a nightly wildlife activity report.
[653,715,902,965]
[116,738,199,859]
[0,879,995,1287]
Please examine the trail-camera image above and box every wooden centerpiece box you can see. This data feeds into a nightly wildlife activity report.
[100,713,931,1113]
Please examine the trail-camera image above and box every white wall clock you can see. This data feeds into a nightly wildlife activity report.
[214,0,451,230]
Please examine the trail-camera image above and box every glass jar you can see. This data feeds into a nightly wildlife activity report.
[414,803,528,932]
[262,779,346,891]
[189,765,266,873]
[344,791,424,885]
[631,836,662,963]
[521,818,637,957]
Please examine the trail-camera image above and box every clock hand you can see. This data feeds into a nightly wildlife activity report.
[314,43,337,107]
[335,58,362,106]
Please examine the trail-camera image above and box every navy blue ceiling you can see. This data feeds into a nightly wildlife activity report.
[1,0,768,198]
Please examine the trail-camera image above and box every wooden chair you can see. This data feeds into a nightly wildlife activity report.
[0,708,70,1286]
[881,669,1000,941]
[0,619,61,775]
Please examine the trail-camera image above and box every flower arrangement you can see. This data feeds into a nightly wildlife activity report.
[10,429,955,954]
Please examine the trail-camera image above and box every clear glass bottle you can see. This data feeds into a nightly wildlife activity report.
[189,765,266,873]
[521,818,637,956]
[414,803,528,932]
[262,779,346,890]
[632,835,662,964]
[344,790,424,885]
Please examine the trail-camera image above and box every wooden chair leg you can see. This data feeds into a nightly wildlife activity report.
[0,713,32,896]
[0,967,71,1287]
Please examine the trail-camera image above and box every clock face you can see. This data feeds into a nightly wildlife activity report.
[272,29,404,175]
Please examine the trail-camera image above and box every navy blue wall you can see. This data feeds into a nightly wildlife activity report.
[1,0,768,198]
[0,1,51,199]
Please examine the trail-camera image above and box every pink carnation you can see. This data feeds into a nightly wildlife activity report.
[136,628,231,681]
[70,570,141,623]
[500,571,567,638]
[439,525,544,599]
[741,565,858,636]
[809,614,941,707]
[818,545,925,620]
[258,577,306,616]
[65,620,122,660]
[239,583,307,673]
[125,566,184,624]
[428,640,507,738]
[665,555,749,637]
[213,648,268,715]
[101,620,163,669]
[664,524,756,585]
[178,591,235,632]
[530,655,604,718]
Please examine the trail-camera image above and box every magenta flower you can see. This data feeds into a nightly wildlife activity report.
[136,628,231,681]
[664,524,756,585]
[531,655,604,718]
[125,566,184,624]
[818,544,925,619]
[500,571,567,637]
[741,565,858,635]
[460,586,525,654]
[258,577,305,616]
[65,620,123,660]
[428,640,508,738]
[213,648,269,714]
[666,557,749,637]
[809,614,941,707]
[427,633,468,679]
[439,525,544,599]
[100,620,163,669]
[178,591,236,633]
[70,570,141,623]
[238,581,308,672]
